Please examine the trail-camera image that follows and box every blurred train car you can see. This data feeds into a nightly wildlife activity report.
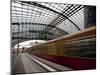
[28,26,96,70]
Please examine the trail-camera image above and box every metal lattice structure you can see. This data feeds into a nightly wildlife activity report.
[11,0,93,47]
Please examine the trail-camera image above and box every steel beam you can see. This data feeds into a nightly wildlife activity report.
[12,37,52,40]
[20,1,81,30]
[12,22,68,34]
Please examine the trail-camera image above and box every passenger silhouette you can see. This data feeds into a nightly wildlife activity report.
[22,47,24,53]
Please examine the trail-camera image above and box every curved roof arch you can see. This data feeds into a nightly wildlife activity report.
[11,0,86,47]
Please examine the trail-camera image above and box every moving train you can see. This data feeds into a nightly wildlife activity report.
[28,26,96,70]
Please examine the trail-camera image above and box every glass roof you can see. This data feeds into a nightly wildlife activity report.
[11,0,87,46]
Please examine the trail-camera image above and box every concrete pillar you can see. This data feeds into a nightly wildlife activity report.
[84,6,96,28]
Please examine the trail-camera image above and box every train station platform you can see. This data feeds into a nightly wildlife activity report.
[12,52,72,74]
[11,0,96,75]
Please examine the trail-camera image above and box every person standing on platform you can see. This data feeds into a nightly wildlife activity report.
[22,47,24,53]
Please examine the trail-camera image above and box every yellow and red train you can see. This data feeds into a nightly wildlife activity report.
[28,26,96,70]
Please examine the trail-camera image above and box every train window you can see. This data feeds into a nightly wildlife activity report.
[80,51,96,58]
